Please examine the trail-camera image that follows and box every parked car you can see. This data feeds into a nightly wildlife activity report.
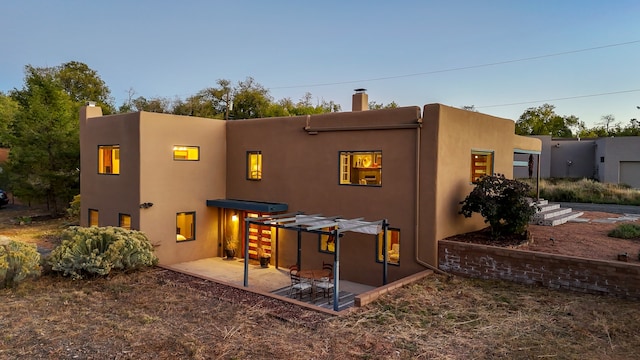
[0,189,8,207]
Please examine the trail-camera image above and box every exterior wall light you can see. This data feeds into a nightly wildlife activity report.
[139,202,154,209]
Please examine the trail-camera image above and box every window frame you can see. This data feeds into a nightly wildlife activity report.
[470,150,494,183]
[338,150,382,186]
[176,211,196,242]
[318,228,337,254]
[118,213,131,230]
[98,145,120,175]
[88,209,99,227]
[246,151,262,180]
[376,227,400,265]
[173,145,200,161]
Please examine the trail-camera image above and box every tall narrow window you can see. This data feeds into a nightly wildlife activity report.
[173,146,199,161]
[377,228,400,265]
[176,212,195,242]
[89,209,99,227]
[98,145,120,174]
[119,213,131,230]
[319,227,337,254]
[247,151,262,180]
[339,151,382,186]
[471,150,493,182]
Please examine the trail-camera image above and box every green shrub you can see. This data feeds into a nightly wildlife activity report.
[66,194,81,222]
[48,226,158,279]
[0,237,41,288]
[459,174,537,240]
[608,223,640,239]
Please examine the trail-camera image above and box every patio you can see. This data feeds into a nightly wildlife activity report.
[164,257,375,311]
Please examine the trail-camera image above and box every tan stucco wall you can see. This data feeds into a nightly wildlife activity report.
[422,104,541,265]
[226,107,425,286]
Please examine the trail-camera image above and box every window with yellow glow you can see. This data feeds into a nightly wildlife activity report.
[247,151,262,180]
[176,212,195,242]
[319,228,336,254]
[377,228,400,265]
[173,146,200,161]
[89,209,99,227]
[471,151,494,182]
[339,151,382,186]
[98,145,120,174]
[119,213,131,230]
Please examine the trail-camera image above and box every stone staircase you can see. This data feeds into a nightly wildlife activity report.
[530,199,584,226]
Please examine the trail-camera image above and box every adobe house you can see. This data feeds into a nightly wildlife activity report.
[514,135,640,188]
[79,92,541,286]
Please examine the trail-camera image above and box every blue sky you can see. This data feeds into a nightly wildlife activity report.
[1,0,639,127]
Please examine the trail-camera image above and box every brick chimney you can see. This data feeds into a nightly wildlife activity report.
[352,88,369,111]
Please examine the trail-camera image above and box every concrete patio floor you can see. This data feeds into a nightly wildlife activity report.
[163,257,375,296]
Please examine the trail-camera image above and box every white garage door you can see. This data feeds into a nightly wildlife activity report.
[619,161,640,189]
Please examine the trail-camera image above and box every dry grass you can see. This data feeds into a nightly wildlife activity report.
[1,206,639,359]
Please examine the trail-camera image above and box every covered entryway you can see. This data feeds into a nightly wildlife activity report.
[243,212,390,311]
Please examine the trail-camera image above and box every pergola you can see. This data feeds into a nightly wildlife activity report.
[244,212,389,311]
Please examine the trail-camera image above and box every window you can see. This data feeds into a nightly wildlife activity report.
[377,228,400,265]
[173,146,199,161]
[89,209,99,227]
[319,228,337,254]
[247,151,262,180]
[339,151,382,186]
[119,213,131,230]
[600,156,605,163]
[98,145,120,174]
[471,151,493,182]
[176,212,195,241]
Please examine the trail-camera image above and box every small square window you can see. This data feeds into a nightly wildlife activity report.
[471,151,493,182]
[600,156,605,163]
[176,212,195,241]
[119,213,131,230]
[173,146,199,161]
[377,228,400,265]
[98,145,120,174]
[88,209,99,227]
[339,151,382,186]
[247,151,262,180]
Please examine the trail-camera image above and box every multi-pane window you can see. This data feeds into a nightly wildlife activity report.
[247,151,262,180]
[339,151,382,186]
[471,150,493,182]
[98,145,120,174]
[377,228,400,265]
[119,213,131,230]
[89,209,99,227]
[173,146,199,161]
[176,212,195,242]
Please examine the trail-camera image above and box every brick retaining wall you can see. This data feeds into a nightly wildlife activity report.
[439,240,640,300]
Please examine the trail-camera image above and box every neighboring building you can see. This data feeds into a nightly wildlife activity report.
[80,93,541,286]
[514,135,640,188]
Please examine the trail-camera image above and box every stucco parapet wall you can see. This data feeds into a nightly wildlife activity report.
[513,135,542,153]
[438,240,640,300]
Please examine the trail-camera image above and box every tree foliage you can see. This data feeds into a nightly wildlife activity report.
[459,174,537,240]
[0,238,41,288]
[515,103,579,137]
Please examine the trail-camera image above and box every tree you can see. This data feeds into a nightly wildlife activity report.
[459,174,537,240]
[598,114,618,135]
[0,92,19,147]
[7,66,79,214]
[369,101,398,110]
[230,77,272,119]
[515,103,580,137]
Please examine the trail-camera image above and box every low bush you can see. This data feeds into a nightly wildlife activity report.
[49,226,158,279]
[66,194,81,223]
[608,223,640,239]
[459,174,537,240]
[0,237,41,288]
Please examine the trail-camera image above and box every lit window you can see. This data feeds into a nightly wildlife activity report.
[98,145,120,174]
[247,151,262,180]
[339,151,382,186]
[176,212,195,242]
[173,146,199,161]
[471,151,493,182]
[89,209,99,227]
[319,228,337,254]
[119,213,131,230]
[377,228,400,265]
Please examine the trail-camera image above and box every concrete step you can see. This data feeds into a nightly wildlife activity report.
[532,207,572,221]
[537,203,560,212]
[535,211,584,226]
